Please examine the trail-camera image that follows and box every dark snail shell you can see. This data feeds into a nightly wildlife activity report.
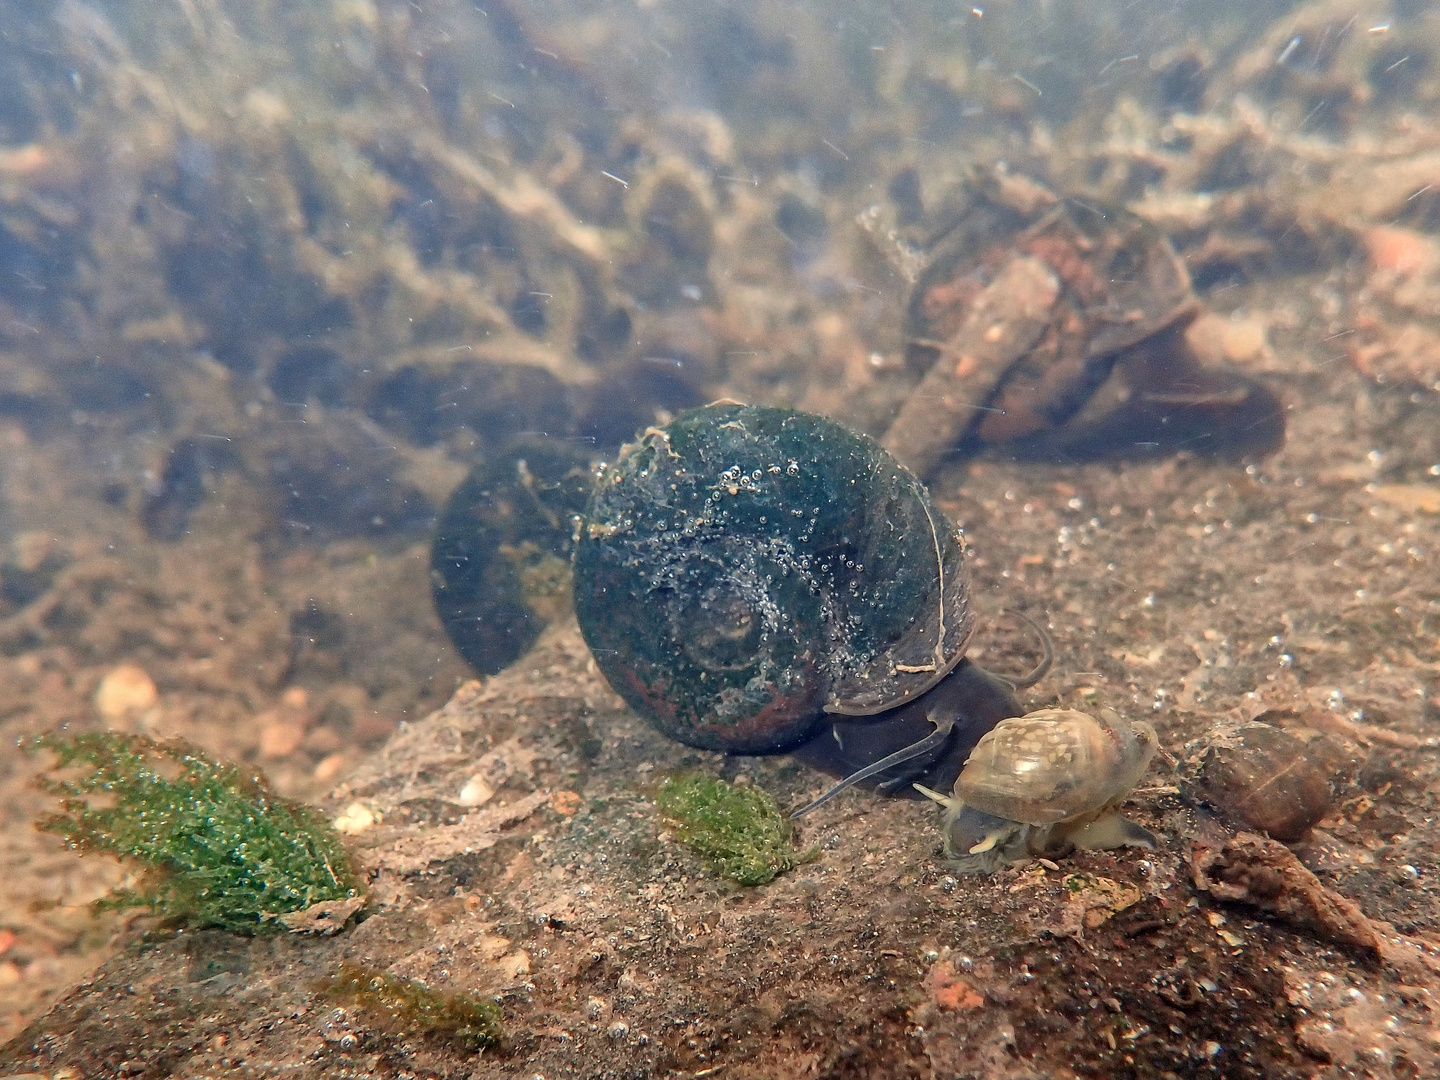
[572,403,975,754]
[430,437,594,675]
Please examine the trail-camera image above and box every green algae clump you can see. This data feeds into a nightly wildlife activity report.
[655,774,818,886]
[31,731,361,933]
[325,964,503,1051]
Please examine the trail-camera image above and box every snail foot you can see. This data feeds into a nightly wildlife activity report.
[1055,812,1156,853]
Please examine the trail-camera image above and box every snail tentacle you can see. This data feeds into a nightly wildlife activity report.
[911,782,958,809]
[792,615,1056,818]
[791,711,957,818]
[999,610,1053,689]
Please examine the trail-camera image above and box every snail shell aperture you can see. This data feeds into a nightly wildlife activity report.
[572,402,977,755]
[919,707,1159,874]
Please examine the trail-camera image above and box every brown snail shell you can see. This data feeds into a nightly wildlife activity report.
[1190,721,1334,842]
[919,707,1159,874]
[880,168,1285,476]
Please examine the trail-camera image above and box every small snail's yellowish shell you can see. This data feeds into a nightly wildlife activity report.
[954,708,1158,827]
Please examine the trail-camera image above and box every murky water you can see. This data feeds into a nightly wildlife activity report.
[2,2,1439,1074]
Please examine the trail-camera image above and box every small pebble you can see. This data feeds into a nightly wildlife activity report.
[497,950,530,979]
[258,715,306,759]
[333,802,376,834]
[549,790,582,816]
[457,775,496,808]
[313,752,348,783]
[1365,224,1440,276]
[94,664,158,721]
[1371,484,1440,515]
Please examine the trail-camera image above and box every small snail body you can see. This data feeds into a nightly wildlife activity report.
[1189,721,1335,842]
[572,402,1040,796]
[920,708,1159,874]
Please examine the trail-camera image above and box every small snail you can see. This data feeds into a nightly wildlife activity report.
[571,402,1048,804]
[1188,721,1335,842]
[916,708,1158,874]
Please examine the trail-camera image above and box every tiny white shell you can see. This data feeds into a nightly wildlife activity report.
[954,708,1157,826]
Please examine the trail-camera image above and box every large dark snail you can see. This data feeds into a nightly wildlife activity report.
[570,402,1047,806]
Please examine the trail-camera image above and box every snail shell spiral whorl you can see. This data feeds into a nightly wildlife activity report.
[573,403,975,753]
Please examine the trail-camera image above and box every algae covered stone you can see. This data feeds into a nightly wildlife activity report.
[655,773,817,886]
[324,963,503,1051]
[31,731,362,933]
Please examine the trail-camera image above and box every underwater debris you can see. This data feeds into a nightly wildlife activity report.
[30,731,362,933]
[655,774,817,887]
[323,963,503,1052]
[882,168,1286,473]
[1191,832,1381,959]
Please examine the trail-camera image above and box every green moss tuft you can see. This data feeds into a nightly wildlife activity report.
[324,963,503,1050]
[30,730,361,933]
[655,774,818,886]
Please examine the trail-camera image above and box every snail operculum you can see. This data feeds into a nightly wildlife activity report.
[918,707,1159,874]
